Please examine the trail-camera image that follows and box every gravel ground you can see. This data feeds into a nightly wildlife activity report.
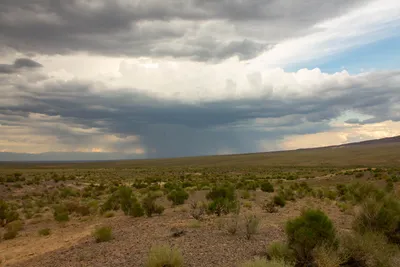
[2,198,352,267]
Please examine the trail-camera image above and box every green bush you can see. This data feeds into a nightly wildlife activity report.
[347,183,385,204]
[53,204,69,222]
[340,232,398,267]
[285,209,337,265]
[38,228,51,236]
[353,196,400,243]
[207,185,238,216]
[206,185,235,201]
[245,215,260,240]
[267,242,295,264]
[101,186,144,217]
[273,195,286,207]
[5,220,23,232]
[208,198,239,216]
[131,202,145,217]
[261,181,274,193]
[100,193,120,213]
[146,244,183,267]
[167,189,189,205]
[142,194,164,217]
[0,200,19,226]
[118,186,135,215]
[93,226,112,243]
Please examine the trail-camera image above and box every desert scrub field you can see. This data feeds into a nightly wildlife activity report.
[0,163,399,266]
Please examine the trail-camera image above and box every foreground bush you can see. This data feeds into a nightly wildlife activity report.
[267,242,295,264]
[93,226,112,243]
[313,245,341,267]
[241,258,292,267]
[340,231,398,267]
[146,244,183,267]
[286,209,337,265]
[353,196,400,243]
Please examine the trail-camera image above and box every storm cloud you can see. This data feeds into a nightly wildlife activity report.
[0,0,370,61]
[0,65,399,159]
[0,58,42,74]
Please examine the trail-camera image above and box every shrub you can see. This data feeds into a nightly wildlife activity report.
[242,190,251,199]
[206,185,235,201]
[241,258,292,267]
[267,242,295,264]
[386,180,394,192]
[261,181,274,193]
[190,201,207,220]
[3,229,18,240]
[208,198,239,216]
[347,183,385,204]
[226,215,239,235]
[103,211,115,218]
[245,215,260,240]
[353,196,400,243]
[64,201,91,216]
[273,195,286,207]
[5,220,23,232]
[264,201,278,213]
[146,244,183,267]
[93,226,112,243]
[118,186,134,215]
[100,193,120,213]
[285,209,337,265]
[131,202,145,217]
[167,189,189,206]
[336,184,348,197]
[0,200,19,226]
[142,194,164,217]
[340,232,398,267]
[53,205,69,222]
[38,228,51,236]
[313,245,341,267]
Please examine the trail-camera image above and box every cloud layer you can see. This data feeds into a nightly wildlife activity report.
[0,0,370,61]
[1,58,399,159]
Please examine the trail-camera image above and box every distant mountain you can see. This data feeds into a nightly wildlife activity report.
[338,135,400,147]
[0,135,399,165]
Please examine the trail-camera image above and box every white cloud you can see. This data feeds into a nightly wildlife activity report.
[281,120,400,150]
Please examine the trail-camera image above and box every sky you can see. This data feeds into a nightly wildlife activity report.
[0,0,400,161]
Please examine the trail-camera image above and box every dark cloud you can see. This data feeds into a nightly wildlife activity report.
[0,58,42,74]
[0,70,399,159]
[0,0,370,61]
[345,118,360,124]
